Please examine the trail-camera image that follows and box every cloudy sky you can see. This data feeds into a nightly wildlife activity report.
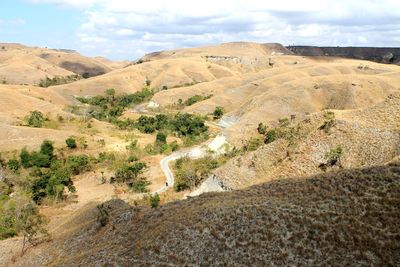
[1,0,399,60]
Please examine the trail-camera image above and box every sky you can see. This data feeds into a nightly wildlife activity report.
[1,0,400,60]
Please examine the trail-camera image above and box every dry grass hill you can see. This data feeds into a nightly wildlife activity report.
[0,41,399,266]
[214,94,400,189]
[3,162,400,266]
[0,43,130,85]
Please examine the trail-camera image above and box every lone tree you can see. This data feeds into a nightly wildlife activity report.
[20,148,31,168]
[15,202,48,254]
[156,132,167,145]
[27,111,45,128]
[213,106,224,120]
[40,140,54,159]
[65,136,77,149]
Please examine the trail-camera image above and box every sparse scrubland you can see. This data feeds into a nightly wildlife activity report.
[0,42,400,266]
[6,163,400,266]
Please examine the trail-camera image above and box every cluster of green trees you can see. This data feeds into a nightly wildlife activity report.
[38,74,81,87]
[75,88,154,121]
[115,112,209,145]
[1,140,93,205]
[16,140,84,204]
[174,94,213,109]
[113,161,148,192]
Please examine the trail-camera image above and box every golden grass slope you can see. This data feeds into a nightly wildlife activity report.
[5,162,400,266]
[214,94,400,189]
[0,43,129,85]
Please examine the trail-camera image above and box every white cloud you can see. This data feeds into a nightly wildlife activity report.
[29,0,400,59]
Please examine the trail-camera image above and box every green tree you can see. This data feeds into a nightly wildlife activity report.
[65,137,77,149]
[7,159,20,173]
[29,152,51,168]
[20,148,31,168]
[66,155,91,175]
[156,132,167,144]
[150,193,160,208]
[27,111,45,128]
[15,202,48,254]
[40,140,54,159]
[114,162,147,184]
[213,106,224,120]
[31,161,75,203]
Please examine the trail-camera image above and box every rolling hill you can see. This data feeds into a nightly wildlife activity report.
[0,43,131,85]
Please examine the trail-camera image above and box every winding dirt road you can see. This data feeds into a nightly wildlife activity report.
[154,147,206,194]
[154,134,228,194]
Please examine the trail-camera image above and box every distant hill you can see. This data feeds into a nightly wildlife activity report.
[288,46,400,64]
[0,43,131,85]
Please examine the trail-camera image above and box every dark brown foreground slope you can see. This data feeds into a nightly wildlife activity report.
[9,163,400,266]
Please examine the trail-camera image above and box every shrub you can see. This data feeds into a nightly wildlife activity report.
[278,117,290,127]
[184,95,212,106]
[257,123,267,135]
[264,130,277,144]
[29,152,51,168]
[65,137,77,149]
[131,180,150,193]
[128,155,139,162]
[170,141,180,152]
[0,226,17,240]
[27,111,45,128]
[325,145,343,165]
[7,159,20,173]
[126,140,139,151]
[66,155,91,175]
[40,140,54,159]
[38,75,81,87]
[114,162,147,184]
[20,149,32,169]
[213,106,224,120]
[77,137,88,150]
[150,193,160,208]
[114,162,149,192]
[156,132,167,144]
[243,137,263,152]
[31,161,75,203]
[319,111,336,133]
